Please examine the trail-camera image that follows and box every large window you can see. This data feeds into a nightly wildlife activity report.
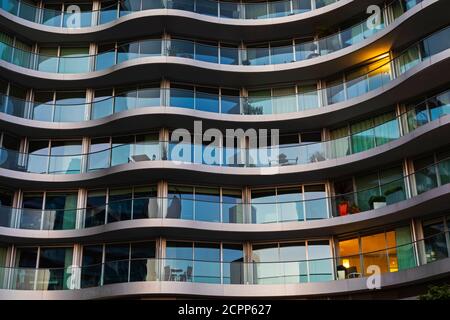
[166,185,242,223]
[422,216,450,263]
[13,246,73,290]
[20,191,77,230]
[406,90,450,132]
[88,133,160,171]
[250,185,328,223]
[354,164,406,212]
[336,226,416,279]
[92,84,160,119]
[81,241,156,288]
[0,188,14,227]
[251,240,333,284]
[413,149,450,195]
[164,241,243,284]
[84,185,157,227]
[37,46,90,73]
[27,140,82,174]
[32,91,87,122]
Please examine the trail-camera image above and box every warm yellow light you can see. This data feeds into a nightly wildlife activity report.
[343,259,350,269]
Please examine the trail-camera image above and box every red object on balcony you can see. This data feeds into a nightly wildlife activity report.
[338,202,349,216]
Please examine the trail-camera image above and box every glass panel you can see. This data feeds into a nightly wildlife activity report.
[44,192,77,230]
[91,89,113,120]
[164,241,193,282]
[221,189,242,223]
[167,186,194,220]
[170,85,195,109]
[37,247,72,290]
[88,138,110,171]
[195,87,219,113]
[104,243,129,284]
[195,42,218,63]
[132,186,157,219]
[58,48,90,73]
[380,166,406,205]
[308,241,333,282]
[54,91,86,122]
[27,140,49,174]
[222,244,244,284]
[48,140,82,174]
[194,243,220,283]
[304,185,328,220]
[279,242,307,284]
[85,190,106,227]
[37,47,58,73]
[130,241,156,282]
[361,233,388,275]
[108,188,132,222]
[219,44,239,65]
[251,189,277,223]
[13,247,37,290]
[355,172,379,211]
[423,219,448,262]
[81,245,102,288]
[194,187,220,222]
[338,238,361,277]
[277,187,303,222]
[247,90,271,115]
[414,155,438,194]
[20,192,43,229]
[32,91,54,122]
[252,244,280,284]
[220,88,240,114]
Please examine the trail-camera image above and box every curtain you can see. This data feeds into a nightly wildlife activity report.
[63,194,77,230]
[329,127,350,158]
[373,112,399,146]
[298,85,319,110]
[12,39,32,68]
[63,248,73,289]
[0,246,6,287]
[0,32,13,62]
[272,87,296,114]
[398,45,421,75]
[351,118,375,153]
[395,226,416,271]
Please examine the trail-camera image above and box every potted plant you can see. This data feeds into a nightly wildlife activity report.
[337,200,349,216]
[369,195,387,209]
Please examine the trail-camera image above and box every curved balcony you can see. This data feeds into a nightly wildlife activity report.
[0,156,448,243]
[1,25,450,137]
[0,232,448,299]
[0,98,449,188]
[1,18,449,89]
[0,0,380,43]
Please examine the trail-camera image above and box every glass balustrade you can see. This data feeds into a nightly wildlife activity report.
[0,0,341,26]
[0,0,428,74]
[1,23,448,122]
[0,155,449,230]
[0,88,449,173]
[0,231,447,290]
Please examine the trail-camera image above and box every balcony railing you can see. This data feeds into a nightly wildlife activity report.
[0,84,449,175]
[1,23,448,122]
[0,231,447,290]
[0,154,448,230]
[0,0,341,26]
[0,0,427,73]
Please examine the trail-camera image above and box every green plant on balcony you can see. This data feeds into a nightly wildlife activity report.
[369,195,387,209]
[419,284,450,300]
